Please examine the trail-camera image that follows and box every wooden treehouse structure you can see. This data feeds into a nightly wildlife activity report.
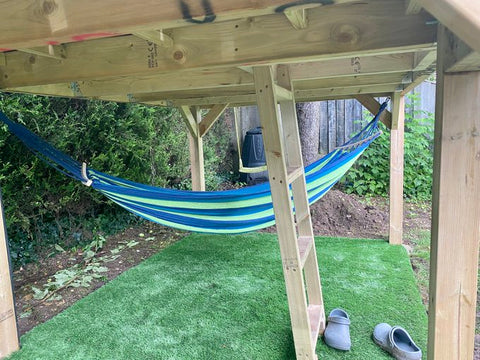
[0,1,479,359]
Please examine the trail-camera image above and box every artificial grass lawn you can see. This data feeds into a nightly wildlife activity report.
[9,234,427,360]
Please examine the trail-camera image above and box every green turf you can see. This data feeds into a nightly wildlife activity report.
[9,234,427,360]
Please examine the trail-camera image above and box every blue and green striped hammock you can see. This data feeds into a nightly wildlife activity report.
[0,103,386,234]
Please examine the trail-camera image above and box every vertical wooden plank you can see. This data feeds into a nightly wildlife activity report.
[428,25,480,360]
[336,100,345,146]
[318,101,328,155]
[0,190,19,358]
[344,99,355,140]
[389,92,405,245]
[187,107,205,191]
[327,100,336,152]
[254,66,316,360]
[353,100,363,133]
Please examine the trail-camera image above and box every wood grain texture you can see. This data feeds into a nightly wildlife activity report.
[419,0,480,54]
[0,1,435,89]
[255,65,318,359]
[0,190,19,359]
[388,92,405,245]
[0,0,359,50]
[428,25,480,360]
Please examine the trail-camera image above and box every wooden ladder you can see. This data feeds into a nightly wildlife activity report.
[253,65,325,360]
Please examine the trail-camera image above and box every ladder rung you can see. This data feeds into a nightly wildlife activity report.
[298,235,314,268]
[308,304,324,344]
[295,211,311,227]
[274,84,293,101]
[287,166,304,184]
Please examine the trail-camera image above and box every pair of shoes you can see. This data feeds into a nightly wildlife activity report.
[324,309,351,351]
[373,323,422,360]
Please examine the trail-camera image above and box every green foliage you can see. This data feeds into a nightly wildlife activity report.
[343,94,434,200]
[0,93,232,266]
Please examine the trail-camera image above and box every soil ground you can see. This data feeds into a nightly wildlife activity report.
[10,189,479,358]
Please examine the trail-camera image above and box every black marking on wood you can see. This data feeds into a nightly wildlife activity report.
[180,0,216,24]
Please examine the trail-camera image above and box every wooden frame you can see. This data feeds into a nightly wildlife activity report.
[427,25,480,360]
[0,1,480,359]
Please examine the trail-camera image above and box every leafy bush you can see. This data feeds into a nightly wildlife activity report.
[0,94,232,266]
[343,95,434,200]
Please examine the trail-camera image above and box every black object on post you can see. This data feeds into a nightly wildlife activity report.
[240,127,269,185]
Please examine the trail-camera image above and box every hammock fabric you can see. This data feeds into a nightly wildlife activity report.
[0,103,386,234]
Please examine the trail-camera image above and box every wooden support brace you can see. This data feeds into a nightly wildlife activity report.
[427,25,480,360]
[0,190,19,358]
[179,106,198,138]
[199,104,228,137]
[389,92,405,245]
[354,94,392,129]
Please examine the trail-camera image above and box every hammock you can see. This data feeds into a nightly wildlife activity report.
[0,103,386,234]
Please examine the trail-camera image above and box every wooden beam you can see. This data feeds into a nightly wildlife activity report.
[289,52,431,81]
[428,24,480,360]
[389,92,405,245]
[6,68,254,98]
[0,53,5,67]
[179,106,198,138]
[440,30,480,73]
[189,110,205,192]
[0,0,360,50]
[133,30,173,48]
[355,94,393,129]
[418,0,480,54]
[295,72,409,90]
[0,190,19,358]
[0,1,436,88]
[198,104,228,137]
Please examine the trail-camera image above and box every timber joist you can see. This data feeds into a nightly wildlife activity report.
[0,0,435,99]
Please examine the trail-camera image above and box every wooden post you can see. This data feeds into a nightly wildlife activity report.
[0,190,19,358]
[389,92,405,245]
[428,25,480,360]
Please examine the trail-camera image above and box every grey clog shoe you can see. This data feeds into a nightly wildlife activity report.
[373,323,422,360]
[323,308,351,351]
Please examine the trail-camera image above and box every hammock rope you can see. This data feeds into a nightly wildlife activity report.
[0,102,387,234]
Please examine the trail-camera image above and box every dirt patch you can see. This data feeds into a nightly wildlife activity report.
[13,223,186,336]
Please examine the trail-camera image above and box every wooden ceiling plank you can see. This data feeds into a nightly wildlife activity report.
[418,0,480,54]
[0,1,436,89]
[0,0,364,50]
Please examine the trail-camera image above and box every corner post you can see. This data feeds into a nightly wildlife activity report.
[428,25,480,360]
[0,190,19,358]
[389,92,405,245]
